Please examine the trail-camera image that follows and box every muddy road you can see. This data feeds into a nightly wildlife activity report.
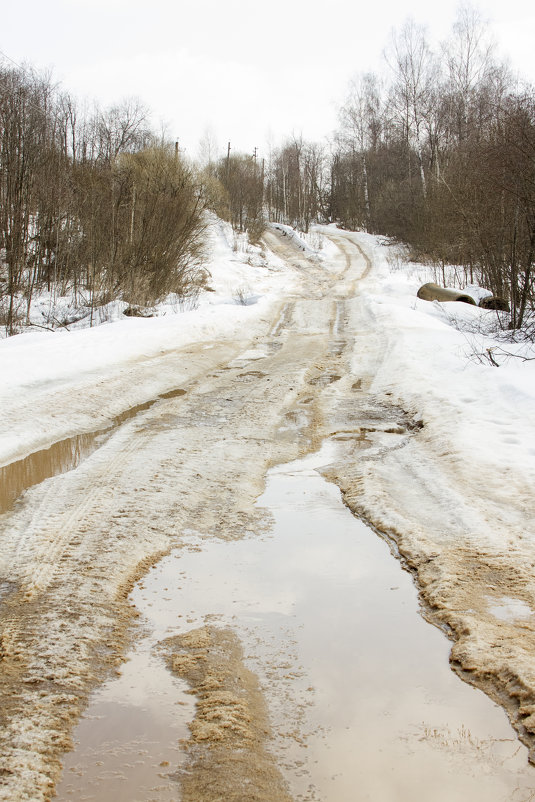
[1,229,535,800]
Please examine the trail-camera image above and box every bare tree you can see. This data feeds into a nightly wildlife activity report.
[0,65,50,332]
[197,126,219,171]
[442,3,496,143]
[213,151,265,240]
[385,19,439,198]
[266,137,327,231]
[95,99,151,163]
[0,63,210,332]
[337,73,384,227]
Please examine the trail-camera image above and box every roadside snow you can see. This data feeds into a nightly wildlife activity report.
[2,219,533,498]
[354,230,535,545]
[0,219,331,466]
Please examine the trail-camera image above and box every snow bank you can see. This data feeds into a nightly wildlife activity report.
[0,218,302,465]
[355,232,535,524]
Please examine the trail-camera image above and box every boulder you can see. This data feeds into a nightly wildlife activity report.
[479,295,510,311]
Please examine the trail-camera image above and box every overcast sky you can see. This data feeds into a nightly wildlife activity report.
[2,0,534,160]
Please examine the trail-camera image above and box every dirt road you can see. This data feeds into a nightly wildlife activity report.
[1,228,535,800]
[0,229,374,799]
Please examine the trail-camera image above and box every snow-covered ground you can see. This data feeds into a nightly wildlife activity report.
[0,220,291,397]
[0,220,336,467]
[355,230,535,508]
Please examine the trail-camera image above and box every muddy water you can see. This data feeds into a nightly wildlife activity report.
[55,642,193,801]
[0,389,186,514]
[55,443,535,801]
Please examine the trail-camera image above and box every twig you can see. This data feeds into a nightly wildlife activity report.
[26,322,57,333]
[486,348,500,367]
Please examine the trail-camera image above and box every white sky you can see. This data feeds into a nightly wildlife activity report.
[3,0,534,160]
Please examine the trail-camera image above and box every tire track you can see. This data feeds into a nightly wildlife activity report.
[0,229,371,801]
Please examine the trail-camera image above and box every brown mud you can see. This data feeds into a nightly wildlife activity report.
[162,626,292,802]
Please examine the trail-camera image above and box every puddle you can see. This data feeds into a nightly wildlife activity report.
[157,389,187,401]
[331,428,369,444]
[228,348,268,368]
[55,444,535,801]
[238,370,267,379]
[308,373,341,387]
[488,596,533,622]
[0,432,107,515]
[0,389,186,515]
[55,640,193,801]
[276,409,310,442]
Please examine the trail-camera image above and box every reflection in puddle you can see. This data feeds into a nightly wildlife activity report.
[56,643,193,802]
[56,445,535,801]
[0,389,186,514]
[0,433,100,515]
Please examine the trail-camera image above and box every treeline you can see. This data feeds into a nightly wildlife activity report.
[332,9,535,329]
[0,65,207,334]
[207,7,534,330]
[202,139,328,242]
[2,6,534,336]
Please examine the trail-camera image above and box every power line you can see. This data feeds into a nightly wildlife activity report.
[0,47,26,72]
[0,47,59,124]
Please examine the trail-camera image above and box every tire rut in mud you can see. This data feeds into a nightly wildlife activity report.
[0,232,376,801]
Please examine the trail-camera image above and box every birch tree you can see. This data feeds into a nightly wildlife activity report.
[386,19,438,198]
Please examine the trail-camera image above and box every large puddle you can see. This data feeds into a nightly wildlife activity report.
[0,389,186,514]
[55,444,535,801]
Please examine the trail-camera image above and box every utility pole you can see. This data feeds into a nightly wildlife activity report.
[130,184,136,244]
[175,140,179,159]
[253,146,258,162]
[226,141,231,180]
